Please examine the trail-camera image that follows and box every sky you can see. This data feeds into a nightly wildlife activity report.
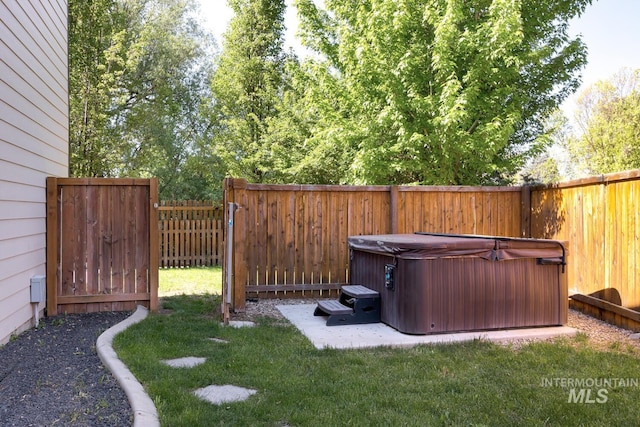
[198,0,304,52]
[198,0,640,118]
[564,0,640,115]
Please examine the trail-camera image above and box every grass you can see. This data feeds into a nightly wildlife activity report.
[159,266,222,296]
[115,269,640,426]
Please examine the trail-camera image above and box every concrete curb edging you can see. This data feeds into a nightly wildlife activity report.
[96,305,159,427]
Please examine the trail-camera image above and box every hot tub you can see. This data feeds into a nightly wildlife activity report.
[348,233,568,334]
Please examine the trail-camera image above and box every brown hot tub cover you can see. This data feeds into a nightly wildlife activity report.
[347,233,566,263]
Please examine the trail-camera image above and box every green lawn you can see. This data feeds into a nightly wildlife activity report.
[115,279,640,426]
[159,266,222,297]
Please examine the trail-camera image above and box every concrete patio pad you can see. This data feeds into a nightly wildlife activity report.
[277,304,577,350]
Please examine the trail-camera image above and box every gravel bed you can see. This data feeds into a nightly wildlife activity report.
[2,300,638,427]
[566,309,640,352]
[0,311,132,427]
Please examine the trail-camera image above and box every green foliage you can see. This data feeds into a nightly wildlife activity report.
[210,0,289,183]
[69,0,220,199]
[568,68,640,175]
[518,110,568,184]
[69,0,596,191]
[68,0,123,177]
[289,0,591,185]
[268,58,358,184]
[520,154,561,185]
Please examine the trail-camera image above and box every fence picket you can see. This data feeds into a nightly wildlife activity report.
[158,200,223,268]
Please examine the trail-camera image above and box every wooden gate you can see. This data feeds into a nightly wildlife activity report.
[46,178,159,315]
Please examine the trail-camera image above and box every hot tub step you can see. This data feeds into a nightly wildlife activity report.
[313,285,381,326]
[341,284,379,299]
[315,300,352,315]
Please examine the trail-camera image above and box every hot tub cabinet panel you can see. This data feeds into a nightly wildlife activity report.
[348,234,568,335]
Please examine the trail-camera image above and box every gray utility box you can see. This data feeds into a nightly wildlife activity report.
[30,275,46,303]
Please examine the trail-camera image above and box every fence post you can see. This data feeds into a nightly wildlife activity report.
[223,178,248,313]
[46,177,59,316]
[223,202,234,324]
[148,178,159,311]
[232,179,247,312]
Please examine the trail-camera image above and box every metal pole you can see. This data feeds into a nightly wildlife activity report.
[223,202,235,324]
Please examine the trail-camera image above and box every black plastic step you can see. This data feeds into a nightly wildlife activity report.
[313,284,381,326]
[341,285,379,299]
[315,300,353,315]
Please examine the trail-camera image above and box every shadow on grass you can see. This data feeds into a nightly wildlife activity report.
[159,293,221,317]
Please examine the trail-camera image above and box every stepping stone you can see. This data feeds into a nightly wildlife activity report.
[194,384,257,405]
[208,337,229,343]
[161,356,206,368]
[630,333,640,340]
[220,321,255,328]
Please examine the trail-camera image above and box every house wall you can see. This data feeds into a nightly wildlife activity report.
[0,0,68,345]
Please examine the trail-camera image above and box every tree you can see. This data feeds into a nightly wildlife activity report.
[290,0,592,185]
[518,110,567,184]
[265,57,356,184]
[69,0,125,177]
[210,0,288,183]
[567,68,640,175]
[69,0,219,199]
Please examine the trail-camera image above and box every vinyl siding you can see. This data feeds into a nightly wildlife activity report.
[0,0,68,345]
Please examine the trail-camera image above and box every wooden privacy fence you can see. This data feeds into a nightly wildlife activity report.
[158,200,223,267]
[46,178,159,315]
[530,170,640,311]
[223,178,528,310]
[224,171,640,314]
